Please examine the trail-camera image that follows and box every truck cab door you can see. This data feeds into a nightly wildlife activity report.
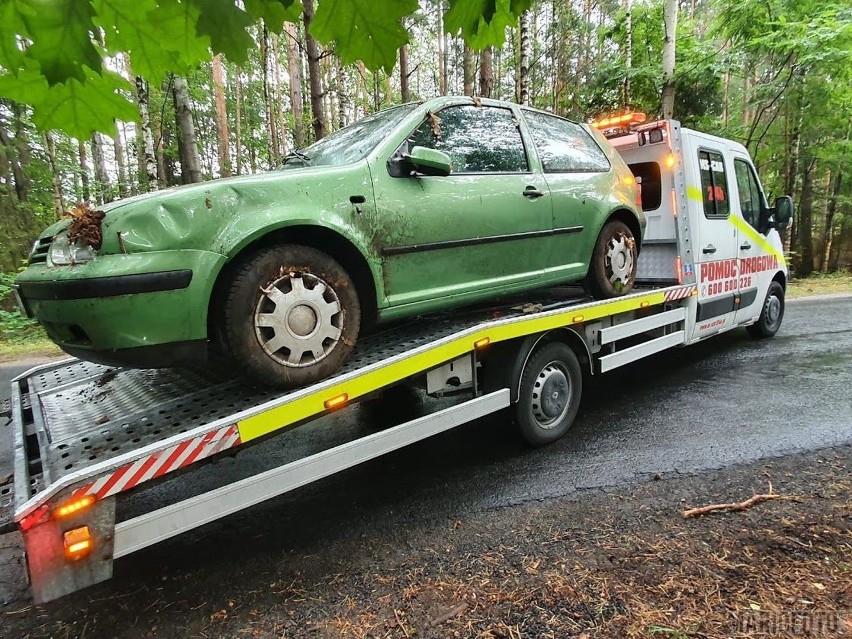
[731,154,781,325]
[691,147,739,338]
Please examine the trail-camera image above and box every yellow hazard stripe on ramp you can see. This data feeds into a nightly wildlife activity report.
[236,290,668,442]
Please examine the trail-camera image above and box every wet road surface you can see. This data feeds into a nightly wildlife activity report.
[1,294,850,609]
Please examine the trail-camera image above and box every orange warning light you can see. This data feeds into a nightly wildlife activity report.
[323,393,349,410]
[474,337,491,350]
[54,494,96,519]
[590,112,647,130]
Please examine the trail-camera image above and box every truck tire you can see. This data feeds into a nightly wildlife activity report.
[585,219,638,298]
[221,244,361,388]
[515,341,582,446]
[747,280,784,338]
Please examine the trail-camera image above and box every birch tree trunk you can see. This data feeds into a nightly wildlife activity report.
[661,0,678,119]
[261,24,281,167]
[624,0,632,104]
[302,0,326,141]
[820,169,843,271]
[77,139,91,202]
[135,77,158,190]
[285,21,306,148]
[519,10,531,105]
[479,47,493,98]
[90,133,112,203]
[113,124,128,198]
[437,1,447,95]
[171,75,203,184]
[211,54,232,177]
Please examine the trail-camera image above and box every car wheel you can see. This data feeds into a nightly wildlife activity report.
[747,281,784,338]
[515,341,582,446]
[221,244,361,387]
[585,219,638,298]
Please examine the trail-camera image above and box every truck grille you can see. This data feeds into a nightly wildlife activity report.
[28,236,53,264]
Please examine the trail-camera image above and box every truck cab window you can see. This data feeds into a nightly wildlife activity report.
[734,159,764,230]
[698,150,730,219]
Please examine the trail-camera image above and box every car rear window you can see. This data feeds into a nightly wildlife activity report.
[523,110,610,173]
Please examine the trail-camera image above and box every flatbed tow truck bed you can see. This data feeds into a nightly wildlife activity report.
[1,283,697,602]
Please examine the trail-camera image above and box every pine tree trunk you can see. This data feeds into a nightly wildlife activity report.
[211,54,232,177]
[337,58,348,128]
[91,133,112,203]
[272,33,288,155]
[10,104,30,201]
[285,21,305,148]
[819,169,843,271]
[399,44,410,102]
[437,1,447,95]
[0,121,27,202]
[302,0,326,141]
[44,132,65,219]
[479,47,493,98]
[463,45,475,96]
[519,10,531,105]
[661,0,678,119]
[113,124,128,198]
[796,154,816,276]
[77,139,91,202]
[134,77,158,190]
[624,0,632,104]
[171,75,203,184]
[235,70,243,175]
[261,24,281,167]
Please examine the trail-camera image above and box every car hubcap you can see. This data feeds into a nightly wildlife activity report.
[605,234,635,291]
[254,272,343,367]
[530,362,572,429]
[766,294,781,327]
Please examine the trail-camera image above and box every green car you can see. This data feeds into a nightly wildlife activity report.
[15,97,645,387]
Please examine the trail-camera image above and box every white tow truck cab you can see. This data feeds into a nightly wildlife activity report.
[1,114,793,603]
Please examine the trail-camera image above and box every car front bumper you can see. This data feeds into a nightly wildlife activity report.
[15,249,225,365]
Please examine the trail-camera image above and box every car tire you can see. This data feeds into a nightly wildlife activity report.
[747,280,784,338]
[585,219,638,298]
[221,244,361,388]
[515,341,582,446]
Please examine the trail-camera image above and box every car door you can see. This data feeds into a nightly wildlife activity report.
[521,109,613,278]
[691,146,739,338]
[370,103,551,309]
[732,154,775,325]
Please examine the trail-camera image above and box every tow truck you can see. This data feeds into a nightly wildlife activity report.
[1,114,793,603]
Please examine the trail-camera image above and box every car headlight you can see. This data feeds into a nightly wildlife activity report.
[48,231,97,266]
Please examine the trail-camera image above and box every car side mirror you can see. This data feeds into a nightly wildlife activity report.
[406,146,452,177]
[773,195,794,228]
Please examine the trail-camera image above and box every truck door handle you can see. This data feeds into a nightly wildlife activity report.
[702,245,717,255]
[740,242,752,250]
[523,186,545,199]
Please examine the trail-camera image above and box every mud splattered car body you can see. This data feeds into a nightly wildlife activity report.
[15,96,644,382]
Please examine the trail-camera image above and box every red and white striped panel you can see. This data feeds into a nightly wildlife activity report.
[71,423,241,501]
[664,285,696,302]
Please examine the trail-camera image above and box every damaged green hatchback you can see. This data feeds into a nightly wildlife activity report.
[15,97,645,388]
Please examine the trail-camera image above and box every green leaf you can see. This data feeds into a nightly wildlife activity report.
[0,2,27,72]
[147,0,211,69]
[189,0,255,64]
[243,0,302,32]
[30,67,138,138]
[444,0,518,50]
[19,0,102,85]
[310,0,418,73]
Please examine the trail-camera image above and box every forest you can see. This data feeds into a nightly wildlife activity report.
[0,0,850,279]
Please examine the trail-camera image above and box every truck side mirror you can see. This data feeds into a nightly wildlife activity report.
[774,195,793,228]
[406,146,452,177]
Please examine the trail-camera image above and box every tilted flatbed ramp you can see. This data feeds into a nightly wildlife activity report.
[4,283,696,601]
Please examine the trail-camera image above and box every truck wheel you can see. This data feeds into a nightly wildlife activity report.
[585,219,637,298]
[515,341,582,446]
[747,281,784,338]
[221,244,361,388]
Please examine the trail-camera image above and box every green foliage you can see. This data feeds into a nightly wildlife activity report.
[0,0,530,138]
[0,272,42,345]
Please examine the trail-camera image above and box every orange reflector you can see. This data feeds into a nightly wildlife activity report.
[665,153,676,168]
[691,289,698,296]
[54,494,96,519]
[323,393,349,411]
[590,112,647,130]
[640,301,650,308]
[670,189,677,217]
[474,337,491,349]
[63,526,91,559]
[572,315,584,323]
[675,256,683,284]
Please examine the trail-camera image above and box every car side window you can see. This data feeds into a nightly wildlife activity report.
[409,105,528,173]
[698,149,730,219]
[523,110,610,172]
[734,159,764,229]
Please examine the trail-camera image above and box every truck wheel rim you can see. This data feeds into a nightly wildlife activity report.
[766,294,782,326]
[254,272,343,368]
[605,234,634,291]
[530,361,572,429]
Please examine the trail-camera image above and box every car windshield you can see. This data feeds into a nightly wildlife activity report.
[281,104,418,169]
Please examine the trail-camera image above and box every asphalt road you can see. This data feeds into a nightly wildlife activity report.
[1,294,851,609]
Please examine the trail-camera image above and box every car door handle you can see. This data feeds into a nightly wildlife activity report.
[523,186,545,199]
[702,245,717,255]
[740,242,752,250]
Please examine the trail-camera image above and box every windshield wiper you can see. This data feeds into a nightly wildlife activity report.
[282,150,311,166]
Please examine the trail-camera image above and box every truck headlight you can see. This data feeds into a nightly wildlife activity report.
[48,231,97,266]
